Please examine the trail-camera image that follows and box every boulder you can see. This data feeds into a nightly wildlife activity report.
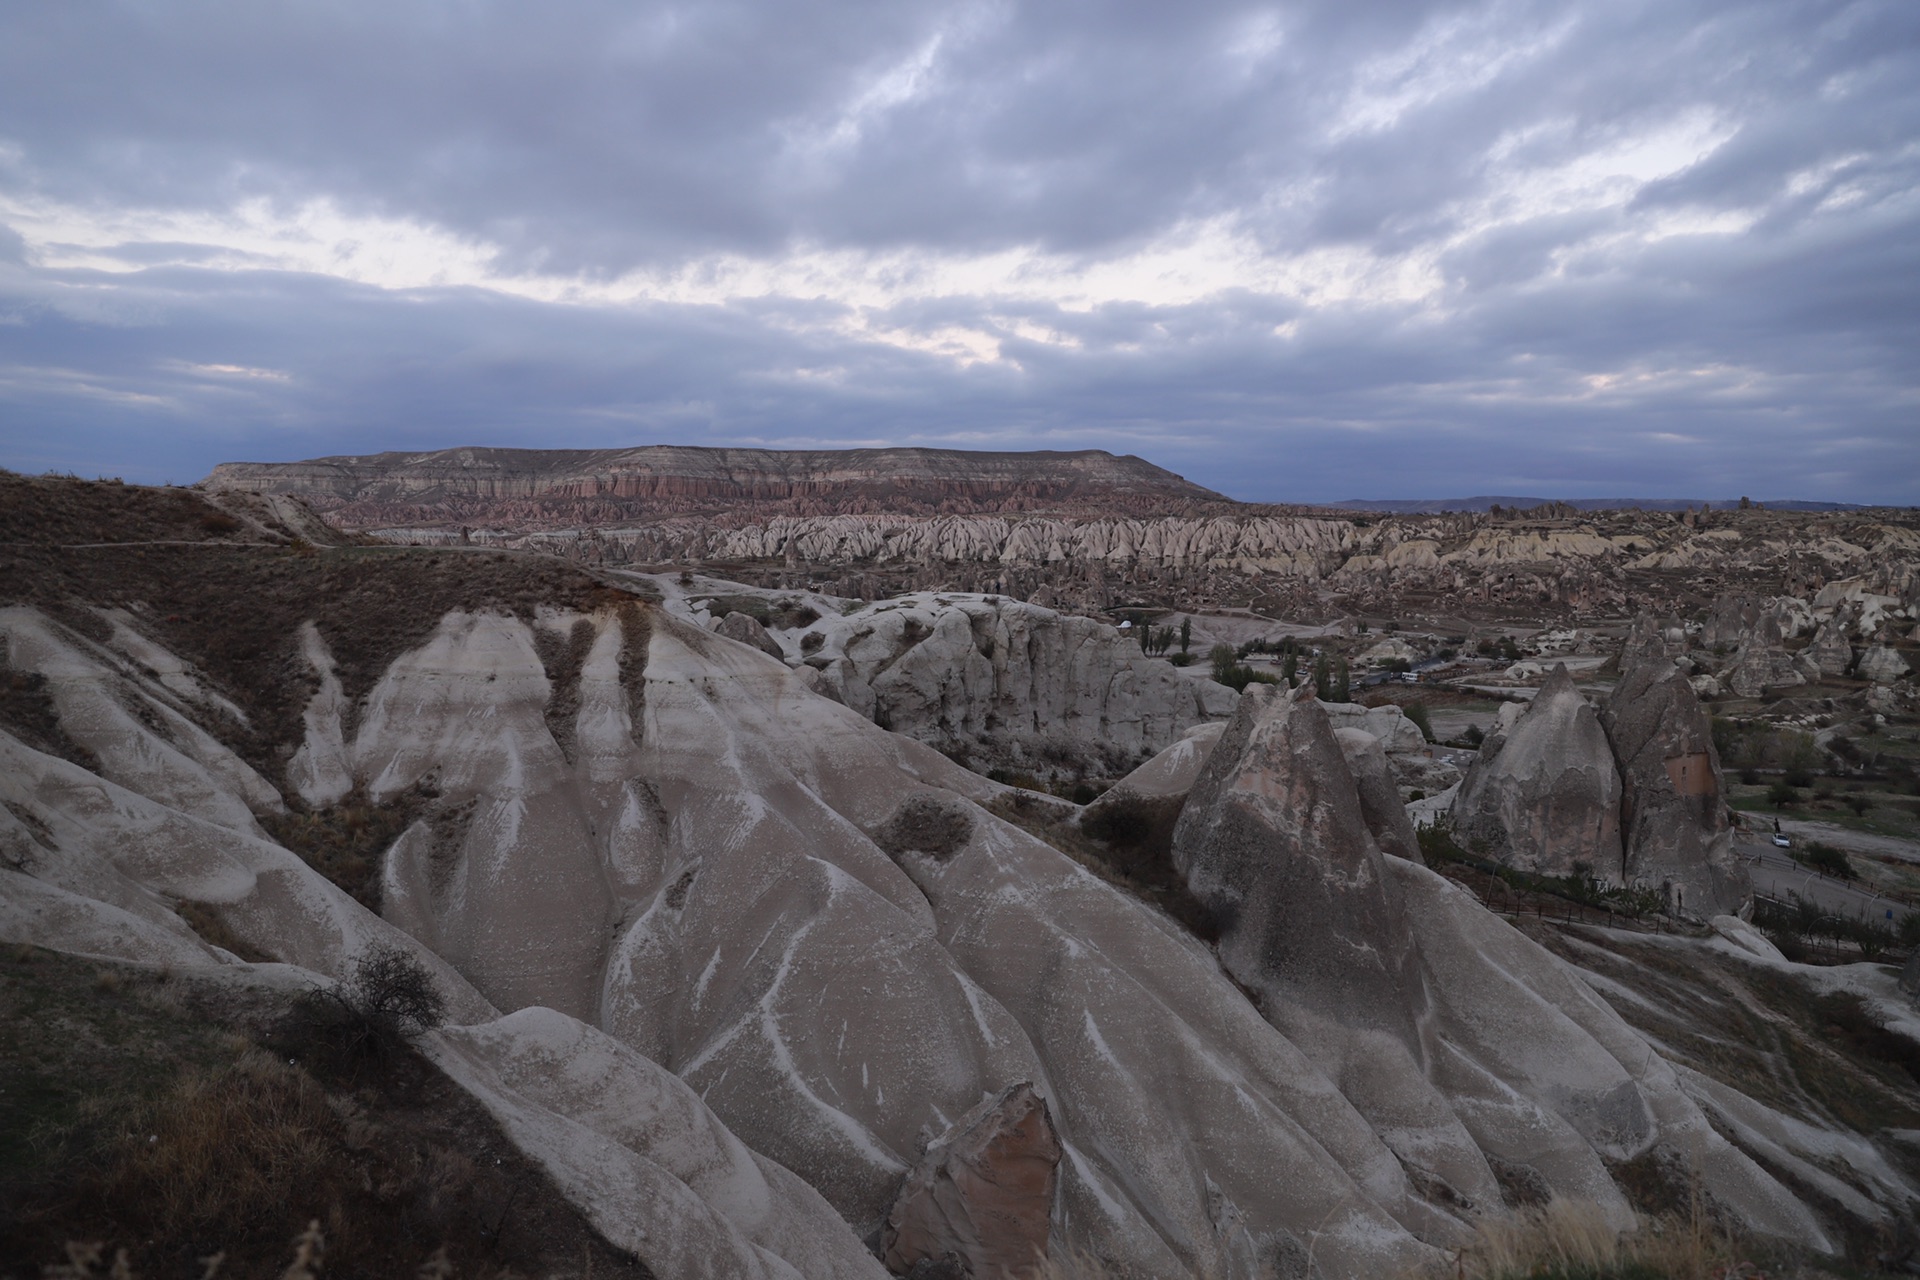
[1858,645,1912,685]
[1601,662,1748,918]
[1334,726,1423,863]
[1451,665,1623,880]
[882,1083,1062,1280]
[716,610,785,659]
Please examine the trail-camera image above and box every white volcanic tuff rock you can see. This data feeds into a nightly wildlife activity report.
[671,514,1364,576]
[0,606,282,833]
[1,597,1879,1272]
[1171,686,1827,1249]
[1084,721,1225,809]
[571,617,1449,1276]
[348,611,627,1020]
[1320,701,1426,754]
[1602,662,1747,918]
[1320,700,1461,796]
[1858,645,1913,685]
[1451,666,1623,880]
[1441,528,1621,567]
[1806,618,1856,677]
[1333,726,1424,864]
[797,593,1232,764]
[427,1008,888,1280]
[0,622,492,1020]
[717,610,785,658]
[286,621,354,807]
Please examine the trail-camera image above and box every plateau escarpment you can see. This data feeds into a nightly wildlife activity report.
[206,446,1920,627]
[3,474,1917,1277]
[207,444,1229,523]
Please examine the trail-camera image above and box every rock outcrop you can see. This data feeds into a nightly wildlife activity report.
[1170,683,1826,1251]
[10,476,1914,1277]
[1806,619,1856,677]
[769,592,1234,777]
[1859,645,1913,685]
[1451,665,1622,879]
[207,444,1226,522]
[1602,662,1747,917]
[1334,726,1424,864]
[882,1083,1062,1279]
[717,610,785,658]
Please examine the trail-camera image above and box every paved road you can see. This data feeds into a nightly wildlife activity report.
[1775,817,1920,865]
[1740,840,1909,923]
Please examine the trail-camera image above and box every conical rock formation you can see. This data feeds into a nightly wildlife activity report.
[1602,661,1747,917]
[1451,664,1622,880]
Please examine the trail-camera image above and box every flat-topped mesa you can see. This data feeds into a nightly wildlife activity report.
[1601,660,1749,918]
[205,444,1229,523]
[1452,664,1623,881]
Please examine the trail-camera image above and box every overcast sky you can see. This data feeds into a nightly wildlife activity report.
[1,1,1915,503]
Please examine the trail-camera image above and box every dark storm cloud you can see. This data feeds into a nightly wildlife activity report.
[0,0,1915,501]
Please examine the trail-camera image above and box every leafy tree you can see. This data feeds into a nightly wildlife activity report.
[1179,617,1191,655]
[1281,650,1298,687]
[1313,652,1330,700]
[1405,702,1435,743]
[1331,659,1351,704]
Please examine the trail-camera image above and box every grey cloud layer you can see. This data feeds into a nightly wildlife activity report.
[0,0,1915,500]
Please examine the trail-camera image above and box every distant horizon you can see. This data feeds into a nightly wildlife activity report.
[16,441,1907,512]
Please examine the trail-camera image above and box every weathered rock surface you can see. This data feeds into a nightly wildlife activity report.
[1452,665,1623,879]
[767,591,1234,776]
[1172,684,1827,1251]
[1858,644,1913,685]
[717,610,785,658]
[429,1006,890,1280]
[882,1082,1061,1279]
[208,444,1226,521]
[8,480,1912,1276]
[1806,619,1856,677]
[1333,726,1423,863]
[1602,661,1748,917]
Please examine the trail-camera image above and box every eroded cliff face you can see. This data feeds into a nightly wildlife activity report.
[207,445,1920,626]
[707,589,1237,778]
[207,445,1227,521]
[5,478,1917,1278]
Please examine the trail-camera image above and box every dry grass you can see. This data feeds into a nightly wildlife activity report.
[2,947,652,1279]
[1457,1201,1745,1280]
